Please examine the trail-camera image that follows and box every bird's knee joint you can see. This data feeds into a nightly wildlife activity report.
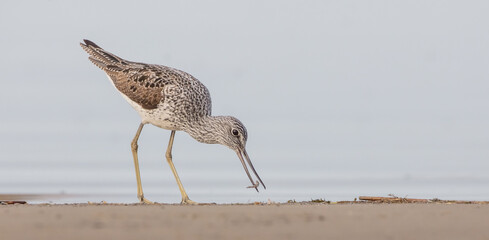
[131,141,138,151]
[165,152,172,160]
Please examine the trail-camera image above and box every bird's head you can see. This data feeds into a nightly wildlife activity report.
[214,116,266,191]
[217,116,248,151]
[185,115,266,191]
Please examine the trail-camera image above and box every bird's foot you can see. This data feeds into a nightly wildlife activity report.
[181,196,199,205]
[138,196,154,204]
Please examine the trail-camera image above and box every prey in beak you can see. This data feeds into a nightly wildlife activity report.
[236,148,266,192]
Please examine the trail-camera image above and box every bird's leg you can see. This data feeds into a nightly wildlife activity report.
[165,130,198,205]
[131,123,153,204]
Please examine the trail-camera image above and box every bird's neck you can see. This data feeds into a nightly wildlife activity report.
[183,116,225,144]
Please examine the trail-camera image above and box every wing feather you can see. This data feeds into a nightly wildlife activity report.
[81,40,168,109]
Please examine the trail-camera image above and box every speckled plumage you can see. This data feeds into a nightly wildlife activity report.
[80,39,211,131]
[80,39,265,203]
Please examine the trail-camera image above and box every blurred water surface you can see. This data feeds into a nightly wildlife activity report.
[1,0,489,203]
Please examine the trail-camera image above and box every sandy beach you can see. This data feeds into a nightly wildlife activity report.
[1,203,488,240]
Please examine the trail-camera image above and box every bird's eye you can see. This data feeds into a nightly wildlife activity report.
[232,129,239,136]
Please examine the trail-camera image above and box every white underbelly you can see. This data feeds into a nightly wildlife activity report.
[121,93,182,130]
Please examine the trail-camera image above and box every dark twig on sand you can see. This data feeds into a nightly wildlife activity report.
[0,201,27,205]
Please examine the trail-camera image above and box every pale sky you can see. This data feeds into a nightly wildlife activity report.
[1,0,488,202]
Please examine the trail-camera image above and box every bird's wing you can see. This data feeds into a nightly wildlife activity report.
[80,39,178,110]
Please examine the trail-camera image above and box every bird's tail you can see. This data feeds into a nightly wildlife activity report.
[80,39,128,72]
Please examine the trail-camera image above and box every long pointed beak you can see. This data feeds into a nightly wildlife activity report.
[236,149,266,192]
[243,149,266,189]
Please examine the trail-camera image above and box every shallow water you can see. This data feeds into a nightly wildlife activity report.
[2,160,489,204]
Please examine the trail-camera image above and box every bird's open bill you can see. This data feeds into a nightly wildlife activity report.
[236,149,266,192]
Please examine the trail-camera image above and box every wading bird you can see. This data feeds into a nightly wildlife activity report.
[80,39,265,204]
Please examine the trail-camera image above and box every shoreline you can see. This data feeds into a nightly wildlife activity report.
[1,203,489,240]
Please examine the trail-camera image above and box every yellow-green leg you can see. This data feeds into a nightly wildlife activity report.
[131,123,153,204]
[166,130,198,204]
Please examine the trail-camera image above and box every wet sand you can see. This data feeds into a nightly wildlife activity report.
[1,203,488,240]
